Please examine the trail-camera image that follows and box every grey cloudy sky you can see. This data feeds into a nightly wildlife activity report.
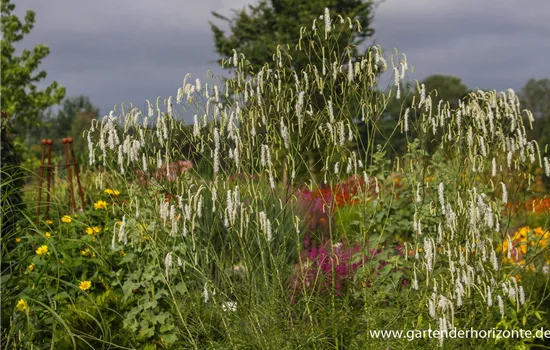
[15,0,550,119]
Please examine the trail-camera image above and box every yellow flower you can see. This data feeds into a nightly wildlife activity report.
[28,263,35,271]
[79,280,92,291]
[85,226,102,236]
[35,245,48,256]
[15,237,21,243]
[534,227,545,236]
[94,200,107,210]
[45,219,53,225]
[61,215,72,223]
[518,243,527,255]
[45,232,51,239]
[16,299,27,312]
[104,189,120,197]
[514,226,530,241]
[81,248,91,257]
[60,260,64,264]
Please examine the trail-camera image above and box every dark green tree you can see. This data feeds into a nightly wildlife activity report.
[519,78,550,148]
[376,75,470,156]
[210,0,376,73]
[53,95,100,139]
[1,0,65,130]
[419,74,470,109]
[210,1,377,181]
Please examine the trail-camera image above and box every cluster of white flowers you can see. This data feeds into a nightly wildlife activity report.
[406,86,546,339]
[84,12,549,345]
[258,211,272,242]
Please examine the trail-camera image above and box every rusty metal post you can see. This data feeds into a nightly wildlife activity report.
[36,140,47,224]
[45,139,53,220]
[62,138,77,213]
[68,138,86,211]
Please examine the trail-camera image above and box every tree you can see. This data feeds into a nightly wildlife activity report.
[53,95,100,139]
[419,74,470,109]
[210,0,376,73]
[375,75,470,156]
[210,1,377,181]
[519,78,550,148]
[1,0,65,130]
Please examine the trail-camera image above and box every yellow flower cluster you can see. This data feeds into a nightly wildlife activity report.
[81,248,96,257]
[16,299,27,312]
[104,188,120,197]
[35,245,48,256]
[86,226,102,235]
[500,226,550,266]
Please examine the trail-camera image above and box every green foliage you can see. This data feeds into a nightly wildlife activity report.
[519,78,550,149]
[3,7,550,350]
[0,117,25,345]
[57,96,100,139]
[419,74,470,108]
[0,0,65,130]
[0,116,25,239]
[210,0,375,73]
[70,111,98,164]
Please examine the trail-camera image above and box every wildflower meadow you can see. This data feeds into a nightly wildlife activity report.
[2,8,550,349]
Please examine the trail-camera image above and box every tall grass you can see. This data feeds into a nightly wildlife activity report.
[4,9,550,349]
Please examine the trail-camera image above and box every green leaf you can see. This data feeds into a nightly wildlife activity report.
[162,333,178,344]
[160,323,175,333]
[174,281,188,295]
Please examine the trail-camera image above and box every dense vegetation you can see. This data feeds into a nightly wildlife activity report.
[2,2,550,349]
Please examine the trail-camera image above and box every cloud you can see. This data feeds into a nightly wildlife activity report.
[373,0,550,90]
[12,0,550,119]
